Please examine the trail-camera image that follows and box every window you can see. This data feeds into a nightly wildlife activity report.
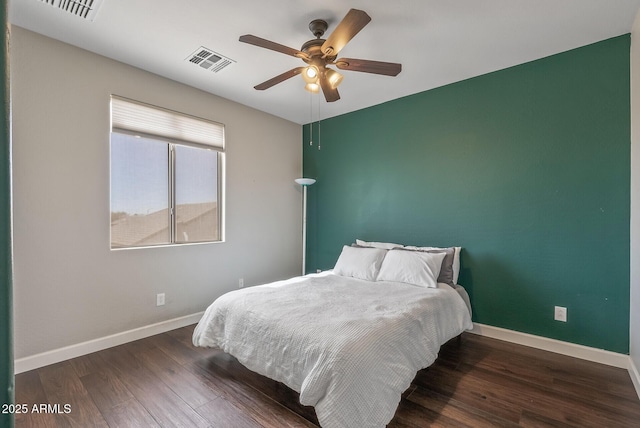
[110,96,224,249]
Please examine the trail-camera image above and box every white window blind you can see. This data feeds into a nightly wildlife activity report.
[111,96,225,150]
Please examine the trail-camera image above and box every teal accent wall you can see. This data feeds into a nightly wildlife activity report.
[303,35,631,353]
[1,1,14,427]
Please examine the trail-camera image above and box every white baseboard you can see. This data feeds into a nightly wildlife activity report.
[14,312,204,374]
[469,323,630,369]
[630,357,640,400]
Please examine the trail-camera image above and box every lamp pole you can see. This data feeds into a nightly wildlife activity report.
[294,178,316,275]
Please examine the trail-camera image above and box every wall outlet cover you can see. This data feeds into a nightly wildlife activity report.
[554,306,567,322]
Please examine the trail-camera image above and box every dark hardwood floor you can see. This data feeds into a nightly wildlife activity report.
[14,325,640,427]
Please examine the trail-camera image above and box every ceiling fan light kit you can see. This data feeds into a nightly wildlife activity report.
[302,65,319,84]
[239,8,402,102]
[304,82,320,93]
[324,68,344,89]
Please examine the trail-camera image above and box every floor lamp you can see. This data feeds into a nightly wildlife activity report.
[295,178,316,275]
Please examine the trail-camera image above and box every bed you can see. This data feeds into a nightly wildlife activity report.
[193,241,473,428]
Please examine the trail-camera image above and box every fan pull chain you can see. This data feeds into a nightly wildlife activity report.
[317,93,321,150]
[309,90,313,146]
[309,91,313,146]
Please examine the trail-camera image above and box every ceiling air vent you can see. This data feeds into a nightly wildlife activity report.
[39,0,104,21]
[186,47,235,73]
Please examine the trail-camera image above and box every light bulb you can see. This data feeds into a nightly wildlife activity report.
[302,66,319,84]
[325,69,344,89]
[304,82,320,93]
[306,67,317,79]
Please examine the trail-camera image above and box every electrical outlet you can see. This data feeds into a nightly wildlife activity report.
[316,269,322,273]
[238,278,244,288]
[156,293,165,306]
[554,306,567,322]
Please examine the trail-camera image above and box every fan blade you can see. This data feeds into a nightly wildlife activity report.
[254,67,305,90]
[321,9,371,56]
[335,58,402,76]
[239,35,307,59]
[319,73,340,102]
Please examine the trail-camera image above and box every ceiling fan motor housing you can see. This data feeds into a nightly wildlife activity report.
[301,38,336,64]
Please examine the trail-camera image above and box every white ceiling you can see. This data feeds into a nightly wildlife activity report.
[9,0,640,124]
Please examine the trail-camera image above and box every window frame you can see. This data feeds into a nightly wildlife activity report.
[110,96,225,250]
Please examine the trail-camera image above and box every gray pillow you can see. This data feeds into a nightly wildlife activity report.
[398,246,455,286]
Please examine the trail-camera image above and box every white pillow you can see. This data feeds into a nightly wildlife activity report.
[333,245,388,281]
[355,239,403,250]
[404,245,462,284]
[376,249,446,288]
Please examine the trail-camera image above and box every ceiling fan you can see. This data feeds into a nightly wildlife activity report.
[239,8,402,102]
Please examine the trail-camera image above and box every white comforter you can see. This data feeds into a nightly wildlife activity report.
[193,272,473,428]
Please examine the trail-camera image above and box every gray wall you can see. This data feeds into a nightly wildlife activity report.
[11,26,302,359]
